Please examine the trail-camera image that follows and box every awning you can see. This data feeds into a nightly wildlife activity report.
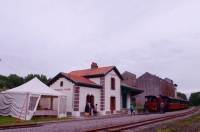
[121,84,144,96]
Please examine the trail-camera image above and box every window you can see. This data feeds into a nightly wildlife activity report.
[60,81,63,87]
[111,78,115,90]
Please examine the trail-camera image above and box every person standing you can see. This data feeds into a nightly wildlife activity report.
[93,104,98,116]
[130,104,135,115]
[144,103,148,115]
[90,103,95,116]
[160,101,164,114]
[85,102,90,117]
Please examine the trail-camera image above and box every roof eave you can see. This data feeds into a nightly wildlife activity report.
[83,74,105,78]
[76,82,102,88]
[46,72,76,86]
[105,66,124,80]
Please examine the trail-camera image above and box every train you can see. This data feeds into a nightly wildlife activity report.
[144,95,189,112]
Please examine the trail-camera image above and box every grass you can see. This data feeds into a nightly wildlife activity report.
[135,106,144,109]
[157,127,177,132]
[157,112,200,132]
[166,120,174,124]
[0,116,73,126]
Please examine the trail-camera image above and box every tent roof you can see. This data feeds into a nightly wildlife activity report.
[2,77,66,96]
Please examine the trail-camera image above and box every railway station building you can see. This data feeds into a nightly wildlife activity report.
[135,72,177,106]
[47,63,144,117]
[121,71,144,109]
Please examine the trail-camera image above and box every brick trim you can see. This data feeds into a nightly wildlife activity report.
[100,77,105,111]
[73,86,80,111]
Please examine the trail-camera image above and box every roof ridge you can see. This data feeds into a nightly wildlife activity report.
[62,72,97,84]
[70,65,114,72]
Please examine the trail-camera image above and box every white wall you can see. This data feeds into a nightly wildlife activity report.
[79,86,100,113]
[50,78,74,112]
[88,78,100,85]
[104,70,121,113]
[127,92,131,108]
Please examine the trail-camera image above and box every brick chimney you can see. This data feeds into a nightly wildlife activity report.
[91,62,98,69]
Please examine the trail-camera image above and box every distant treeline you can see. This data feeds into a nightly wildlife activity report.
[189,91,200,106]
[0,74,51,90]
[0,74,199,106]
[177,92,187,100]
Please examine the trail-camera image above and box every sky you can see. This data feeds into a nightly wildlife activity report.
[0,0,200,98]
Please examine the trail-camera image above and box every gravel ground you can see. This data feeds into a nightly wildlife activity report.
[124,107,200,132]
[0,107,196,132]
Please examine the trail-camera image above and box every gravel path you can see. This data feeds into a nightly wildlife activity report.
[1,107,196,132]
[126,107,200,132]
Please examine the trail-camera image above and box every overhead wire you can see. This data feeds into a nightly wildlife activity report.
[0,58,20,75]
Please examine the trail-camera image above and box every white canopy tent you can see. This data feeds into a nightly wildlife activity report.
[0,77,67,120]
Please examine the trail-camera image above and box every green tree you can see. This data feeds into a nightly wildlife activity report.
[24,74,50,84]
[177,92,187,100]
[0,74,51,89]
[1,86,9,91]
[7,74,24,88]
[189,92,200,106]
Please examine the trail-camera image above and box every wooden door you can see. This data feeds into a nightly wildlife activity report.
[110,97,115,114]
[86,95,94,104]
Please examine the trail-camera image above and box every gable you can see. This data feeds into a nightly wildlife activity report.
[46,72,102,88]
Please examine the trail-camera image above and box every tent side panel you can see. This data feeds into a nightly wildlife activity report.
[0,93,27,120]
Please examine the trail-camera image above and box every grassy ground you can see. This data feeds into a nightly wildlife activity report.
[135,106,144,109]
[0,116,73,126]
[156,112,200,132]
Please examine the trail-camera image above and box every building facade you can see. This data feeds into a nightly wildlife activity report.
[121,71,144,108]
[47,62,123,116]
[135,72,177,106]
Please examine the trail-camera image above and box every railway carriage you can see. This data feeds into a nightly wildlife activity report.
[179,99,189,109]
[145,95,189,112]
[162,96,180,111]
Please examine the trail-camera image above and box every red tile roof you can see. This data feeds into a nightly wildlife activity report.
[62,72,96,85]
[69,66,114,76]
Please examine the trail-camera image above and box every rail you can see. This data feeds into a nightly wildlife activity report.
[0,123,42,130]
[84,107,199,132]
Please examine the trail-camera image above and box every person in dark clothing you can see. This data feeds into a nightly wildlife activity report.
[90,103,95,116]
[160,101,164,114]
[130,104,135,115]
[85,102,90,117]
[144,103,148,115]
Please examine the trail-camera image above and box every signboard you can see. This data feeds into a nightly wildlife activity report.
[54,88,71,91]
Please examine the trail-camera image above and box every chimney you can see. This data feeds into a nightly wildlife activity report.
[91,62,98,69]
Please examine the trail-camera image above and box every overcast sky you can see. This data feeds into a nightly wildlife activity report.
[0,0,200,98]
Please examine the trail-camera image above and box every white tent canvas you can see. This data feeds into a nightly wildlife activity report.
[0,77,67,120]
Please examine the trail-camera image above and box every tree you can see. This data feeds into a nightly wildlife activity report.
[189,92,200,106]
[1,86,9,91]
[7,74,24,88]
[177,92,187,100]
[0,73,51,89]
[24,74,50,84]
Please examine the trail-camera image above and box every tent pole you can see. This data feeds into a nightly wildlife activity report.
[16,94,28,123]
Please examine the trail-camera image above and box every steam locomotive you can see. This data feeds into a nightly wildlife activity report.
[145,95,189,112]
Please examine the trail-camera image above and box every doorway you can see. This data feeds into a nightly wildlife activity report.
[110,97,116,114]
[86,95,94,115]
[122,94,127,108]
[86,95,94,104]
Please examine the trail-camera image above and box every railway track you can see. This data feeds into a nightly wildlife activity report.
[0,123,42,130]
[84,107,199,132]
